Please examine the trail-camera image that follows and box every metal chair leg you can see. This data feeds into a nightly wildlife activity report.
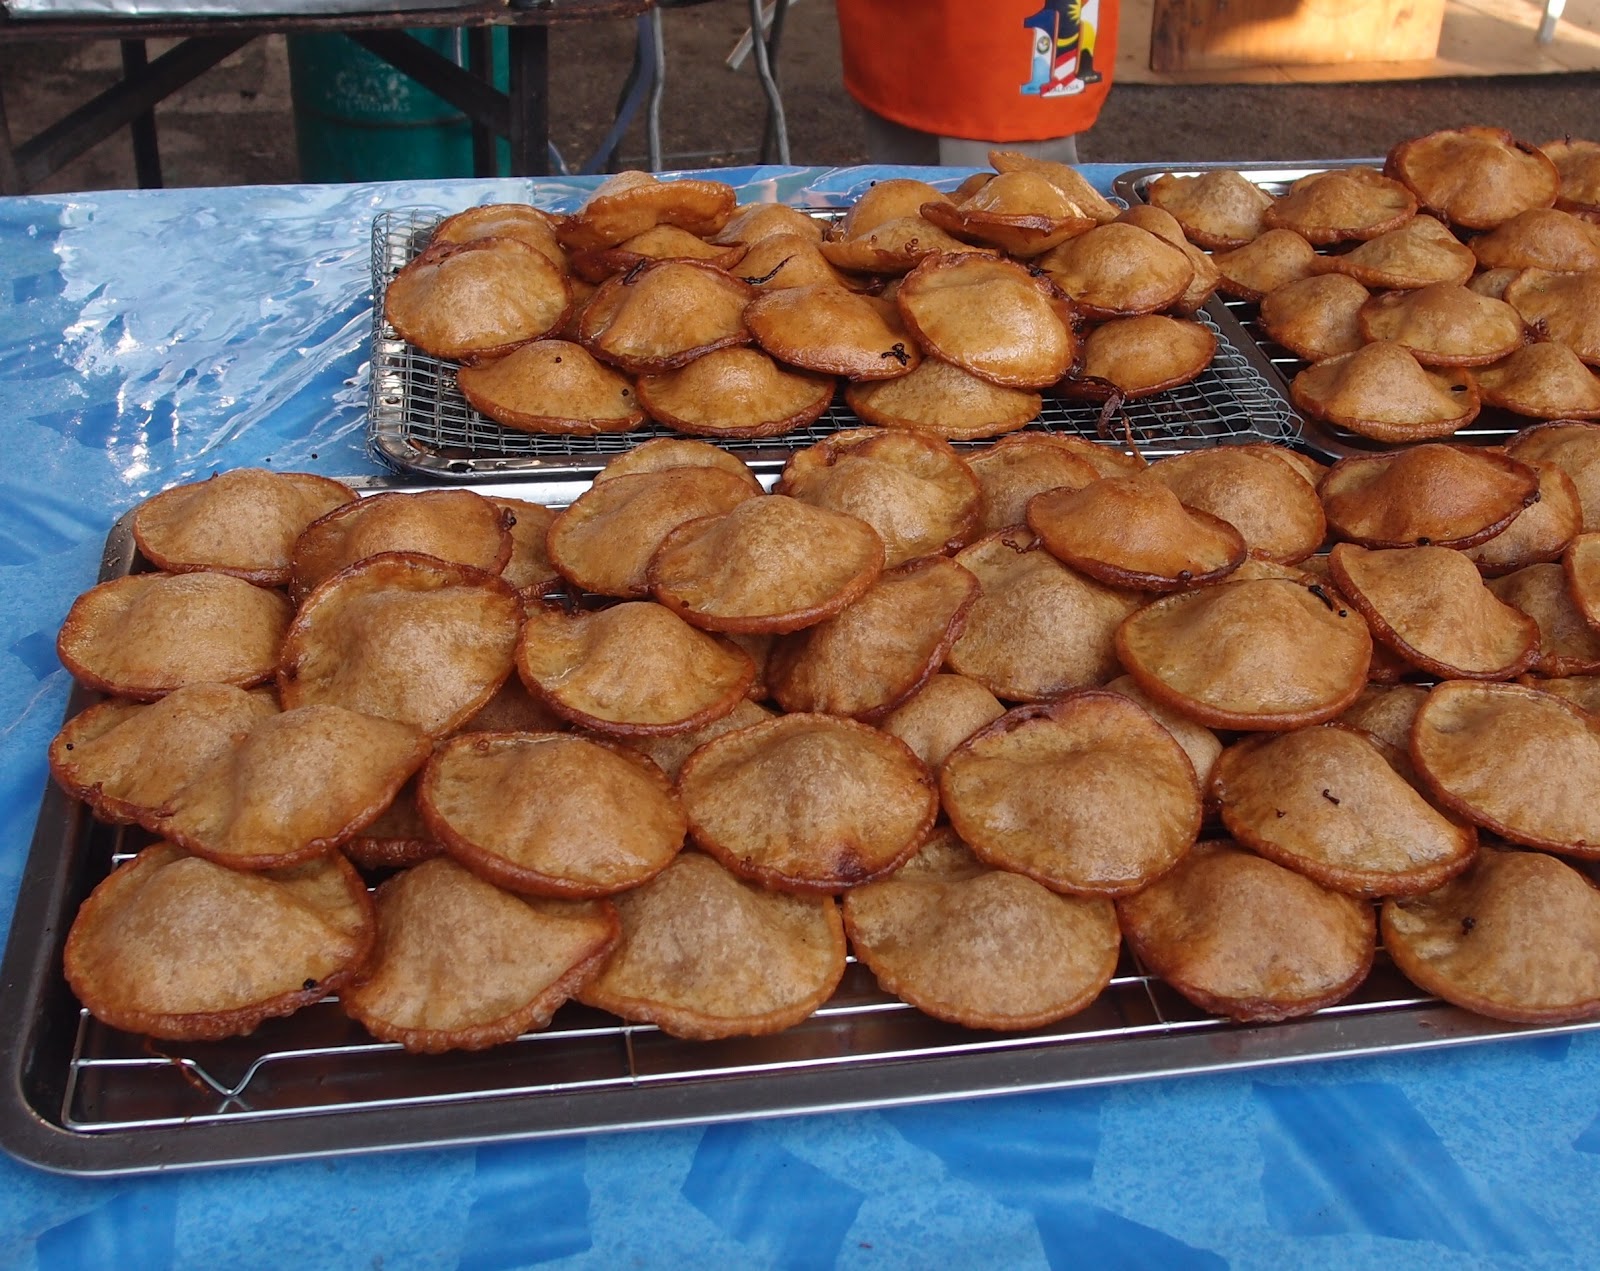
[746,0,790,164]
[646,5,666,172]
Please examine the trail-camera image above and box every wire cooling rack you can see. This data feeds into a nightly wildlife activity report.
[367,208,1303,479]
[6,497,1599,1177]
[1111,163,1553,458]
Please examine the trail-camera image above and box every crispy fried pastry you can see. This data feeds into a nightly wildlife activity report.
[1330,543,1538,679]
[949,529,1143,701]
[921,170,1098,258]
[1357,281,1526,367]
[64,844,374,1041]
[1337,682,1430,754]
[1318,444,1540,550]
[988,150,1122,222]
[516,601,753,735]
[150,704,429,869]
[1564,530,1600,632]
[50,683,279,825]
[1387,127,1560,228]
[341,858,618,1052]
[623,697,775,782]
[711,202,826,246]
[842,828,1121,1030]
[648,494,885,633]
[1036,223,1195,318]
[1257,274,1370,363]
[1263,166,1417,244]
[1115,576,1373,730]
[592,437,763,490]
[1524,673,1600,714]
[1145,169,1275,250]
[1027,475,1245,590]
[1212,725,1476,896]
[1103,673,1223,790]
[1114,204,1221,312]
[489,496,561,597]
[384,238,571,363]
[1507,420,1600,531]
[767,556,978,720]
[941,694,1201,896]
[845,355,1042,441]
[577,851,846,1039]
[1502,269,1600,366]
[680,712,937,892]
[342,779,444,871]
[1319,213,1477,290]
[1289,341,1480,443]
[558,171,736,251]
[746,284,921,380]
[431,202,570,271]
[279,552,523,737]
[578,259,753,373]
[1117,840,1374,1022]
[1145,447,1326,564]
[834,178,952,238]
[290,488,513,603]
[1058,315,1217,400]
[895,253,1076,389]
[635,347,836,439]
[819,215,986,274]
[966,434,1106,533]
[734,231,855,291]
[1488,561,1600,676]
[456,339,645,435]
[1464,460,1582,575]
[878,673,1007,771]
[421,732,685,895]
[1212,228,1321,302]
[570,224,746,283]
[1383,846,1600,1024]
[1542,137,1600,213]
[132,468,357,586]
[1411,679,1600,854]
[778,428,981,567]
[1470,207,1600,272]
[546,466,758,598]
[58,571,291,700]
[1473,342,1600,420]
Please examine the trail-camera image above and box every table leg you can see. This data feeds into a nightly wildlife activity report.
[507,24,551,177]
[758,0,790,164]
[0,78,21,196]
[119,39,163,189]
[465,26,496,177]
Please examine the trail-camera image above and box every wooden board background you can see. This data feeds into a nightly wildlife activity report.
[1120,0,1600,81]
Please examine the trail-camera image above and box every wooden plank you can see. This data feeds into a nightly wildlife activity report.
[1151,0,1445,72]
[1121,0,1600,82]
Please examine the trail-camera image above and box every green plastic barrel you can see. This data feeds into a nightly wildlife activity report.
[287,29,507,183]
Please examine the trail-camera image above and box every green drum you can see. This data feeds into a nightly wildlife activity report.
[287,28,506,183]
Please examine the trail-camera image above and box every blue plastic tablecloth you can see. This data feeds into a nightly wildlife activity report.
[3,165,1600,1269]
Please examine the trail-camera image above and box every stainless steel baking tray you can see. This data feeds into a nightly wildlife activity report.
[5,477,1600,1176]
[1112,162,1539,460]
[366,207,1305,479]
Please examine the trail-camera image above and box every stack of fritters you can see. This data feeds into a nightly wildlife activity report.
[54,421,1600,1050]
[385,160,1226,446]
[1147,128,1600,443]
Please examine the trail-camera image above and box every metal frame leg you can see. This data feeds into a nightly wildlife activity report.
[0,73,22,196]
[1538,0,1567,43]
[506,24,551,177]
[465,26,496,176]
[645,5,665,172]
[746,0,789,164]
[119,39,163,188]
[757,0,790,164]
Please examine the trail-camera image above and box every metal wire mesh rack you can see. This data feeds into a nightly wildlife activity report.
[367,207,1305,480]
[1111,163,1553,459]
[6,503,1598,1176]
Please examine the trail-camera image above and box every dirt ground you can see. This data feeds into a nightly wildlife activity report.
[1,1,1598,193]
